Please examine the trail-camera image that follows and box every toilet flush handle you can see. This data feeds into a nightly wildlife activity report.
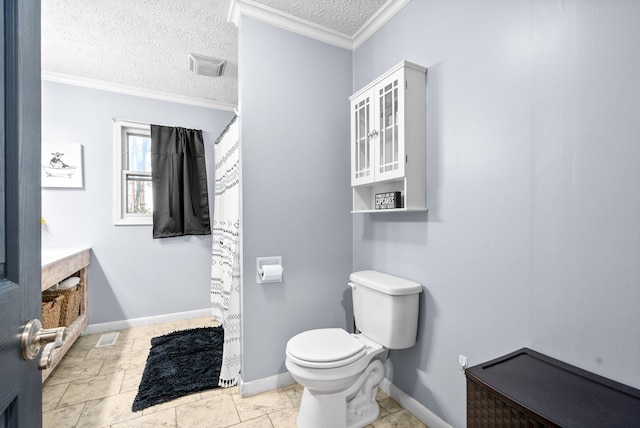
[348,282,356,289]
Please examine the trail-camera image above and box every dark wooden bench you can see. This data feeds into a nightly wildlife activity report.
[465,348,640,427]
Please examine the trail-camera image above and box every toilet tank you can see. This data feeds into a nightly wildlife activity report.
[349,270,422,349]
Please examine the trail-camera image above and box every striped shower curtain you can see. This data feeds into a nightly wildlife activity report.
[210,116,241,387]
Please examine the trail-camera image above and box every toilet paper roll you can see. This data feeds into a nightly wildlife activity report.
[260,264,283,282]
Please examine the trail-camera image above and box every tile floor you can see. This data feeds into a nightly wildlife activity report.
[43,317,428,427]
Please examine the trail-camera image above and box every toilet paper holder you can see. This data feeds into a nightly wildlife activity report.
[256,256,283,284]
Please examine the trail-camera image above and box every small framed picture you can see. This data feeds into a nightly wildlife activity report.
[41,142,84,188]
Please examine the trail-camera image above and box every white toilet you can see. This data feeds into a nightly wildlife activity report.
[285,270,422,428]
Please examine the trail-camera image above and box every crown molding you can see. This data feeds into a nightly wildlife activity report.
[228,0,411,51]
[41,71,237,111]
[228,0,352,50]
[352,0,412,49]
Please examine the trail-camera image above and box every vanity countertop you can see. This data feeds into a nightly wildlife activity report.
[42,246,91,268]
[41,247,91,291]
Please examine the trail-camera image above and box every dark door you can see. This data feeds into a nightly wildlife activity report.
[0,0,42,427]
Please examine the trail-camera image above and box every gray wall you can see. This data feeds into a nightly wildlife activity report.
[353,1,640,427]
[41,81,234,324]
[238,17,353,382]
[529,0,640,390]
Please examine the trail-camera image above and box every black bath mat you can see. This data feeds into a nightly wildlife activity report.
[132,326,223,411]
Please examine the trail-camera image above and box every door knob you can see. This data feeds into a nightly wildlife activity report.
[21,319,66,369]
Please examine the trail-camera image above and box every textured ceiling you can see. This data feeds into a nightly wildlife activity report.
[250,0,388,35]
[41,0,238,108]
[41,0,392,108]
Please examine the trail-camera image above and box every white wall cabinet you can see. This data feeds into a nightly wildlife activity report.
[350,61,426,213]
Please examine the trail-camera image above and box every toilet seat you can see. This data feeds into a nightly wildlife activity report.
[286,328,366,369]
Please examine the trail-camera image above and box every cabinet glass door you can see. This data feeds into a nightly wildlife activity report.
[351,94,373,185]
[375,74,404,181]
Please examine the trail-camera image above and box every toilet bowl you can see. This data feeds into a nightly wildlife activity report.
[285,329,388,428]
[285,270,422,428]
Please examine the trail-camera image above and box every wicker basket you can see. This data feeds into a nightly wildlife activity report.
[467,379,550,427]
[42,283,82,327]
[41,295,65,329]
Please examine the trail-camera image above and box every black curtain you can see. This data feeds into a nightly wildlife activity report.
[151,125,211,238]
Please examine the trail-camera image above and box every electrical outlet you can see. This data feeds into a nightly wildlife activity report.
[459,354,468,370]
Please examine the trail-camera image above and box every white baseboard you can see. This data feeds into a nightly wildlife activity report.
[380,379,452,428]
[239,373,451,428]
[239,371,296,398]
[83,309,212,335]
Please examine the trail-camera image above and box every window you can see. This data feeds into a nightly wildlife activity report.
[114,120,153,225]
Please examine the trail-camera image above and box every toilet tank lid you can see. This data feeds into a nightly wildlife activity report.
[350,270,422,295]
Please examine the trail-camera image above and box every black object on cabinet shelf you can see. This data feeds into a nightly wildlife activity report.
[465,347,640,428]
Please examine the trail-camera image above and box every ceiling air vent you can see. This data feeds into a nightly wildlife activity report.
[188,53,226,77]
